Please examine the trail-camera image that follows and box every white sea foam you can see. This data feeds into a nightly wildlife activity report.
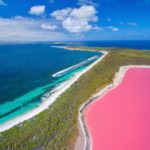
[52,55,98,78]
[0,51,106,133]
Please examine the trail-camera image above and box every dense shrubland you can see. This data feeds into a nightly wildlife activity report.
[0,48,150,150]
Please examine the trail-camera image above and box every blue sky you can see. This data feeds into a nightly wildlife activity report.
[0,0,150,42]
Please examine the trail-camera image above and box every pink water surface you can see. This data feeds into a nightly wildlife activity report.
[85,68,150,150]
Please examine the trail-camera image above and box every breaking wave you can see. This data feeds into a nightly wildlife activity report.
[52,55,98,78]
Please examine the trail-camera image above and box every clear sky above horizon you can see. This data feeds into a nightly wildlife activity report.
[0,0,150,42]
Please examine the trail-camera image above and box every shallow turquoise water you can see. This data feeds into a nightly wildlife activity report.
[0,66,86,124]
[0,43,101,124]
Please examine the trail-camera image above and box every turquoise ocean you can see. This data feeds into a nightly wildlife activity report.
[0,43,101,124]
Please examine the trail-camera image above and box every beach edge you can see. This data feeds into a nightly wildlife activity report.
[78,65,150,150]
[0,48,107,133]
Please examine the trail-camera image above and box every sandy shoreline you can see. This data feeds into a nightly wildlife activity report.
[78,65,150,150]
[51,46,101,52]
[1,45,149,149]
[0,48,107,133]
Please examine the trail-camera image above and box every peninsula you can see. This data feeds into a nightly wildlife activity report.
[0,47,150,150]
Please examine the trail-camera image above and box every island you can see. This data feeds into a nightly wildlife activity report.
[0,47,150,150]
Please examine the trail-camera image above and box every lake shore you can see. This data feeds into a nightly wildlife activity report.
[0,48,107,133]
[1,47,150,150]
[78,65,150,150]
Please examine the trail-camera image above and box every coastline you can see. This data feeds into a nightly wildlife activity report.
[0,46,150,150]
[0,49,107,133]
[78,65,150,150]
[51,46,102,52]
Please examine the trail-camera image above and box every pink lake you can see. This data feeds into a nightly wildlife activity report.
[85,68,150,150]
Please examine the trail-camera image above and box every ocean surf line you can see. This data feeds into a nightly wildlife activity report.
[0,52,104,132]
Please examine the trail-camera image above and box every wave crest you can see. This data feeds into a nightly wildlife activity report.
[52,55,98,78]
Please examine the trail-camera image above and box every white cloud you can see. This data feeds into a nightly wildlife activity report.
[108,26,119,31]
[120,22,138,27]
[0,17,65,42]
[51,5,99,33]
[93,26,103,30]
[29,5,45,16]
[127,22,138,26]
[41,23,58,30]
[51,8,72,20]
[62,18,92,33]
[70,5,98,21]
[78,0,98,7]
[0,0,7,6]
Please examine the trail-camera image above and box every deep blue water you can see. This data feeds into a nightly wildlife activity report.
[54,40,150,50]
[0,40,149,124]
[0,43,100,123]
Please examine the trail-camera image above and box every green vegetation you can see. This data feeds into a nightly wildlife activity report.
[0,48,150,150]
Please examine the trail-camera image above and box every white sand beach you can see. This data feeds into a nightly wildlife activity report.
[0,49,107,133]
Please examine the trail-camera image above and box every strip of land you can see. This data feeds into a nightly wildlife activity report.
[79,65,150,150]
[0,50,106,133]
[0,47,150,150]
